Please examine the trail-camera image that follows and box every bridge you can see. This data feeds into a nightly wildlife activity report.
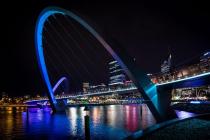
[25,70,210,104]
[34,6,210,122]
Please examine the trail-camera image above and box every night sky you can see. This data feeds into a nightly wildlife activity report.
[1,0,210,96]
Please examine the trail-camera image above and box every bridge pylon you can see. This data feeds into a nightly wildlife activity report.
[53,100,67,113]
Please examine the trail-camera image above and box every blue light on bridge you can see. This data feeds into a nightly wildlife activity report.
[190,101,201,104]
[52,77,68,92]
[35,9,64,105]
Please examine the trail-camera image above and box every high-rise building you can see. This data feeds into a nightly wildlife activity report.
[108,60,126,86]
[161,54,172,74]
[82,82,90,94]
[200,51,210,70]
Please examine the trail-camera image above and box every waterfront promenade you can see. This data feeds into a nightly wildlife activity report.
[140,114,210,140]
[126,103,210,140]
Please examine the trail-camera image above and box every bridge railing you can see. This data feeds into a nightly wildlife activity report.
[151,62,210,85]
[24,85,138,103]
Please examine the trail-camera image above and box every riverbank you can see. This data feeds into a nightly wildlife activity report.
[139,114,210,140]
[126,103,210,140]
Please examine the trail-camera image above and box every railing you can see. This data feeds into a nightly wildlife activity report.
[156,70,210,86]
[24,85,138,103]
[151,62,210,85]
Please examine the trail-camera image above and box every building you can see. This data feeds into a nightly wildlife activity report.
[1,92,10,103]
[108,60,126,86]
[200,51,210,71]
[88,83,107,93]
[82,82,90,94]
[161,54,172,74]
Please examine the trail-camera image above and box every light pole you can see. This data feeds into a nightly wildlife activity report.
[84,106,90,140]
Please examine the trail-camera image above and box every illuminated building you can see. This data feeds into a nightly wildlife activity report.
[108,60,126,86]
[200,51,210,71]
[83,82,90,94]
[24,95,30,100]
[87,83,107,93]
[161,54,172,74]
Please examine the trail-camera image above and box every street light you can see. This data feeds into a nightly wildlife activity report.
[84,106,90,116]
[84,106,90,140]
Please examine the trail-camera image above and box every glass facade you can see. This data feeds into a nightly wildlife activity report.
[108,61,126,86]
[161,54,172,74]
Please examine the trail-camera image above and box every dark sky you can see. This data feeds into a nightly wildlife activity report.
[1,0,210,96]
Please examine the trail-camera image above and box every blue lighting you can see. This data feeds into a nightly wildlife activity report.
[204,52,210,56]
[52,77,68,92]
[190,101,201,104]
[35,9,64,104]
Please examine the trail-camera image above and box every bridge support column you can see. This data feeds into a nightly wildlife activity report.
[53,100,67,113]
[156,87,177,120]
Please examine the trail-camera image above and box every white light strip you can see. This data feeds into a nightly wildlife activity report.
[25,87,137,103]
[25,72,210,103]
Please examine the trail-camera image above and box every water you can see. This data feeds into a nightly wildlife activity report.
[0,104,156,140]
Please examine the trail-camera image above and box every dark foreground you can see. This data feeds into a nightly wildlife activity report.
[172,102,210,114]
[126,103,210,140]
[140,114,210,140]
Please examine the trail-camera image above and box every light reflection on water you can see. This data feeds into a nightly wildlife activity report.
[0,104,156,140]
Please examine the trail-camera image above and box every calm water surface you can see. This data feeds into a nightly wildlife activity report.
[0,104,156,140]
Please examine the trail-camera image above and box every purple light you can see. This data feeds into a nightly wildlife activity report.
[175,110,196,119]
[52,77,68,92]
